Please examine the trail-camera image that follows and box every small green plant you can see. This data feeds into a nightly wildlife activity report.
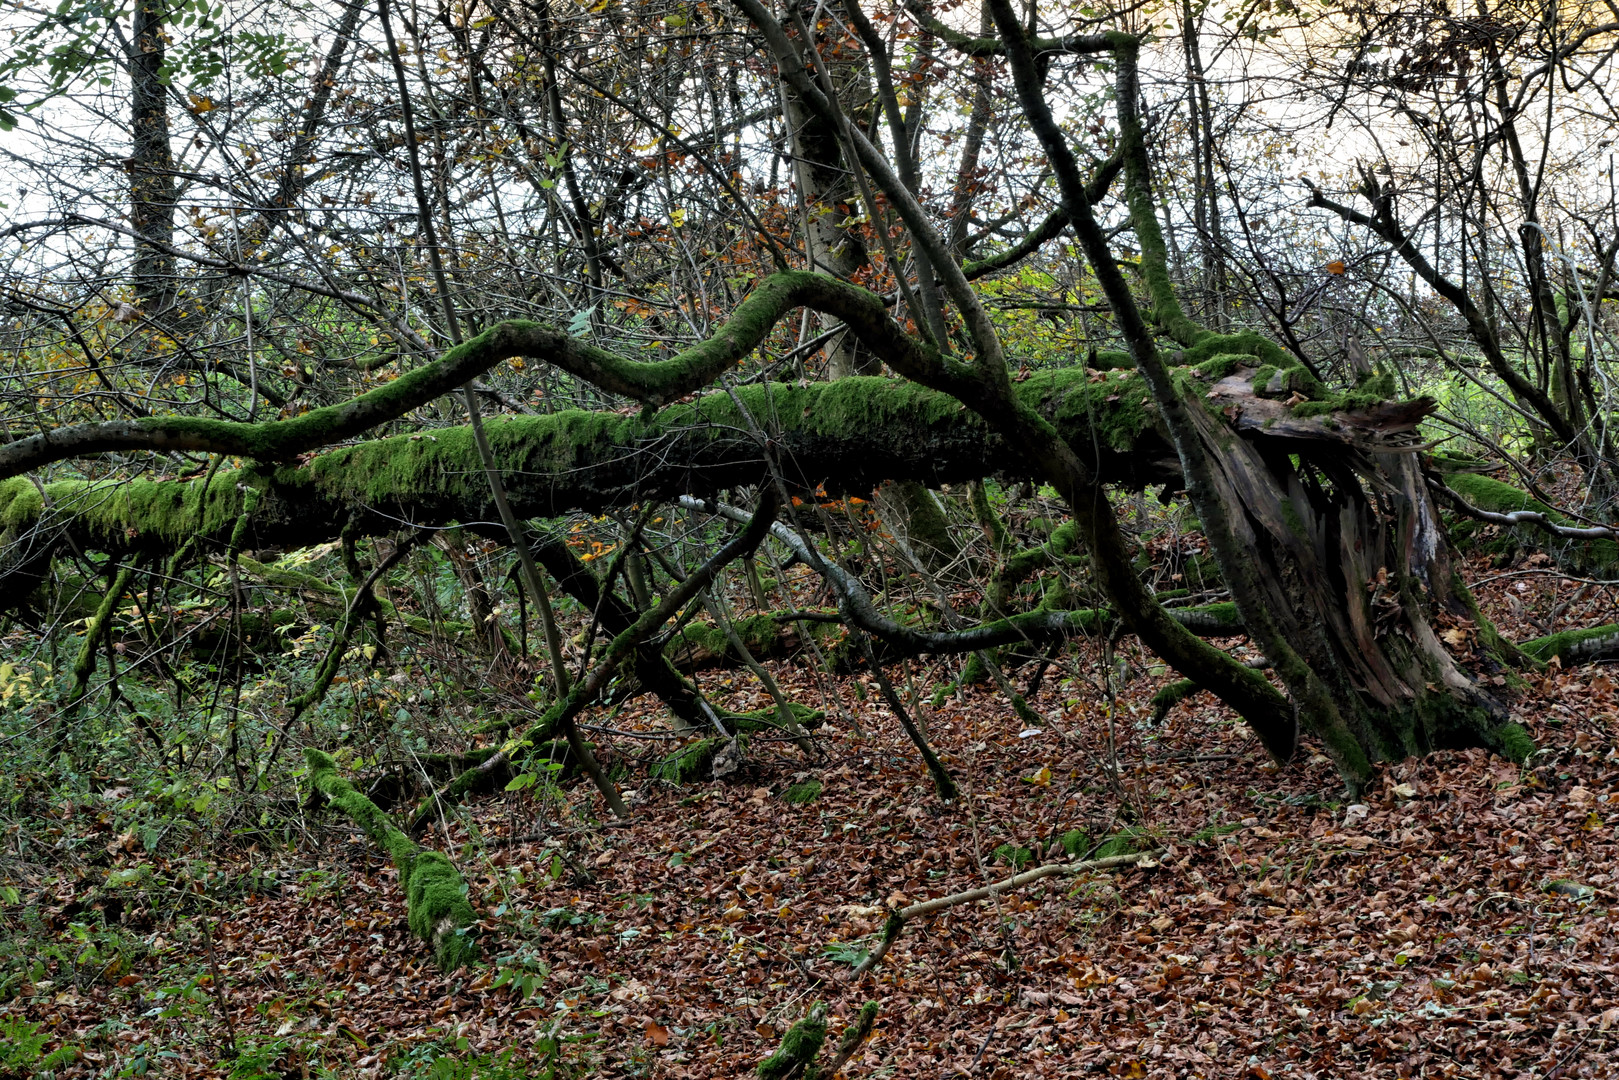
[394,1034,563,1080]
[539,906,603,931]
[490,944,549,1002]
[780,780,822,806]
[0,1015,80,1077]
[821,939,872,967]
[227,1036,300,1080]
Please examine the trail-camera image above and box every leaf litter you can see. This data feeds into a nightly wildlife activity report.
[4,554,1618,1079]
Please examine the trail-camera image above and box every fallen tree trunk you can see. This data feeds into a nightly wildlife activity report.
[1521,624,1619,666]
[0,368,1179,597]
[1438,472,1619,578]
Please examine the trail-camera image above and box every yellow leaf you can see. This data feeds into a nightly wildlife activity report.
[1022,766,1052,786]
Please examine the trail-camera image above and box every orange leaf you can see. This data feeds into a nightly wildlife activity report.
[645,1021,670,1047]
[1326,260,1346,275]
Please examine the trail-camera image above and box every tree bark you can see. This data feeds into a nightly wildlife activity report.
[129,0,177,316]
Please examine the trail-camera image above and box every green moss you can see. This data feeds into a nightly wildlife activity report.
[406,851,480,971]
[1489,721,1536,764]
[670,613,794,666]
[1049,367,1158,453]
[1170,602,1242,635]
[1279,496,1308,540]
[1444,474,1619,575]
[1446,473,1549,514]
[1291,387,1390,417]
[62,565,135,716]
[14,367,1176,558]
[891,479,957,566]
[1149,678,1200,722]
[1093,826,1153,860]
[650,737,732,783]
[1250,364,1327,400]
[724,703,826,734]
[757,1003,828,1080]
[292,367,1126,508]
[1357,370,1396,397]
[1177,332,1290,369]
[1059,828,1091,857]
[993,843,1036,870]
[0,469,251,550]
[970,480,1010,552]
[781,780,823,805]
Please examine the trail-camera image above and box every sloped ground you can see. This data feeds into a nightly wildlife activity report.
[5,558,1618,1079]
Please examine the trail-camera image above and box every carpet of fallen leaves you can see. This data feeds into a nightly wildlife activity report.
[7,555,1619,1080]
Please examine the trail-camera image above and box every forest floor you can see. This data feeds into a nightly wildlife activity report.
[5,555,1619,1080]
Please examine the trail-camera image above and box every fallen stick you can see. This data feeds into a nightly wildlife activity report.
[847,848,1164,979]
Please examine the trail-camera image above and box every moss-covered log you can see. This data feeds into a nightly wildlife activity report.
[757,1002,828,1080]
[304,748,479,971]
[0,368,1181,593]
[650,737,734,783]
[1521,624,1619,666]
[666,612,843,671]
[1440,472,1619,577]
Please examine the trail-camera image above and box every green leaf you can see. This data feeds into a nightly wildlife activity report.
[567,305,598,337]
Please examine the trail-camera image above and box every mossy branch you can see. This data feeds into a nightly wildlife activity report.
[59,563,136,722]
[757,1003,828,1080]
[0,272,962,481]
[1436,473,1619,575]
[960,150,1124,281]
[0,368,1186,584]
[811,1002,879,1080]
[303,748,479,971]
[848,849,1163,978]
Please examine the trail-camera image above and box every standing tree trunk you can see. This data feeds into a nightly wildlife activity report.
[129,0,177,317]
